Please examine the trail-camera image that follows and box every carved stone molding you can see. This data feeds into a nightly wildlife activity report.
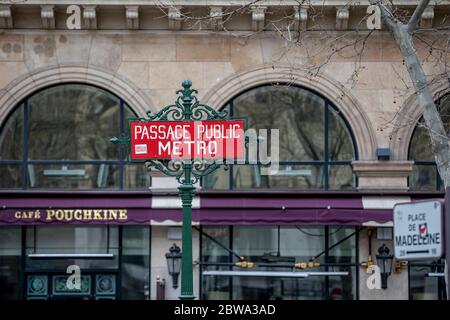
[40,5,55,29]
[209,6,223,31]
[0,5,12,29]
[420,6,434,29]
[336,6,349,30]
[352,161,414,192]
[168,6,182,30]
[83,5,97,30]
[126,6,139,30]
[251,6,266,31]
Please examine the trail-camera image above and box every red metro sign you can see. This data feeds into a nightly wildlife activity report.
[130,119,246,161]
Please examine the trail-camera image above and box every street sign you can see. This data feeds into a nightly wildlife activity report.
[393,200,443,260]
[130,119,246,161]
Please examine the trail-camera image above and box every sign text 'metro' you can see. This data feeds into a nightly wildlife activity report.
[130,120,246,160]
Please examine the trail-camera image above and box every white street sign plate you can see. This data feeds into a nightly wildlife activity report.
[393,200,443,260]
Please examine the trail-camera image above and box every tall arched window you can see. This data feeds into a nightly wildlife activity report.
[408,94,450,191]
[203,85,357,190]
[0,83,149,189]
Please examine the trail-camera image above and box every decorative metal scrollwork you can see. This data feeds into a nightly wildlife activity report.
[146,159,184,178]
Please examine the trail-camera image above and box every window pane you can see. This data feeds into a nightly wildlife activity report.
[232,276,327,300]
[124,164,150,189]
[25,226,119,270]
[27,164,120,189]
[0,104,23,160]
[438,94,450,133]
[202,165,230,190]
[329,165,355,190]
[0,164,22,188]
[409,264,441,300]
[27,226,114,253]
[0,227,21,300]
[202,227,230,300]
[328,107,354,160]
[410,125,433,161]
[233,164,324,189]
[280,227,326,263]
[121,226,150,300]
[233,226,278,258]
[328,267,357,300]
[409,165,436,190]
[328,227,356,264]
[233,86,325,161]
[202,226,230,263]
[28,84,121,160]
[123,104,136,130]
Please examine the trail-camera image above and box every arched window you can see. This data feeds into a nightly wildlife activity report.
[203,85,357,190]
[408,94,450,191]
[0,83,149,189]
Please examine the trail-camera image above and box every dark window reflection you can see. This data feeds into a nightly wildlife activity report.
[0,227,21,300]
[121,226,150,300]
[28,85,120,161]
[0,104,23,160]
[409,260,446,300]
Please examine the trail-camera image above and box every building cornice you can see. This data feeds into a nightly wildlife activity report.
[0,1,448,31]
[5,1,446,6]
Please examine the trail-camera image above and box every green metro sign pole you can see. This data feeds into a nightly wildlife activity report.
[111,80,246,300]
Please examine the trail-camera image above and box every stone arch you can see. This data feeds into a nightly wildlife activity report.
[201,64,377,161]
[0,64,155,125]
[389,75,450,160]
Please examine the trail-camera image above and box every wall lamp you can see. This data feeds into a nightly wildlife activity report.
[165,243,182,289]
[376,244,394,289]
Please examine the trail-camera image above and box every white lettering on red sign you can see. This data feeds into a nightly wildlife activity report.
[130,120,245,160]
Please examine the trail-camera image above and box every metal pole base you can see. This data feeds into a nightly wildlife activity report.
[179,294,196,300]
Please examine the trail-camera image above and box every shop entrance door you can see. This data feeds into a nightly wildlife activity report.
[25,272,117,300]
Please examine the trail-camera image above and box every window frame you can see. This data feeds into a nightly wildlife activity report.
[201,84,358,191]
[0,82,141,191]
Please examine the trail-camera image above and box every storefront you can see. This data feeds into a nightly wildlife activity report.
[0,79,447,301]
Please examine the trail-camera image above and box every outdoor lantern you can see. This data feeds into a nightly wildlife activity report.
[376,243,394,289]
[165,243,182,289]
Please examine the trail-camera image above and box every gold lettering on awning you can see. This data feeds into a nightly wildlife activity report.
[13,209,130,222]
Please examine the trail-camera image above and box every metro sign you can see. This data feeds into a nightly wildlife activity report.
[130,119,246,160]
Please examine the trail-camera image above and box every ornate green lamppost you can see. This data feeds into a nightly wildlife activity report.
[111,80,244,300]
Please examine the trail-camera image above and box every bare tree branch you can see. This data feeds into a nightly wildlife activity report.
[408,0,431,32]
